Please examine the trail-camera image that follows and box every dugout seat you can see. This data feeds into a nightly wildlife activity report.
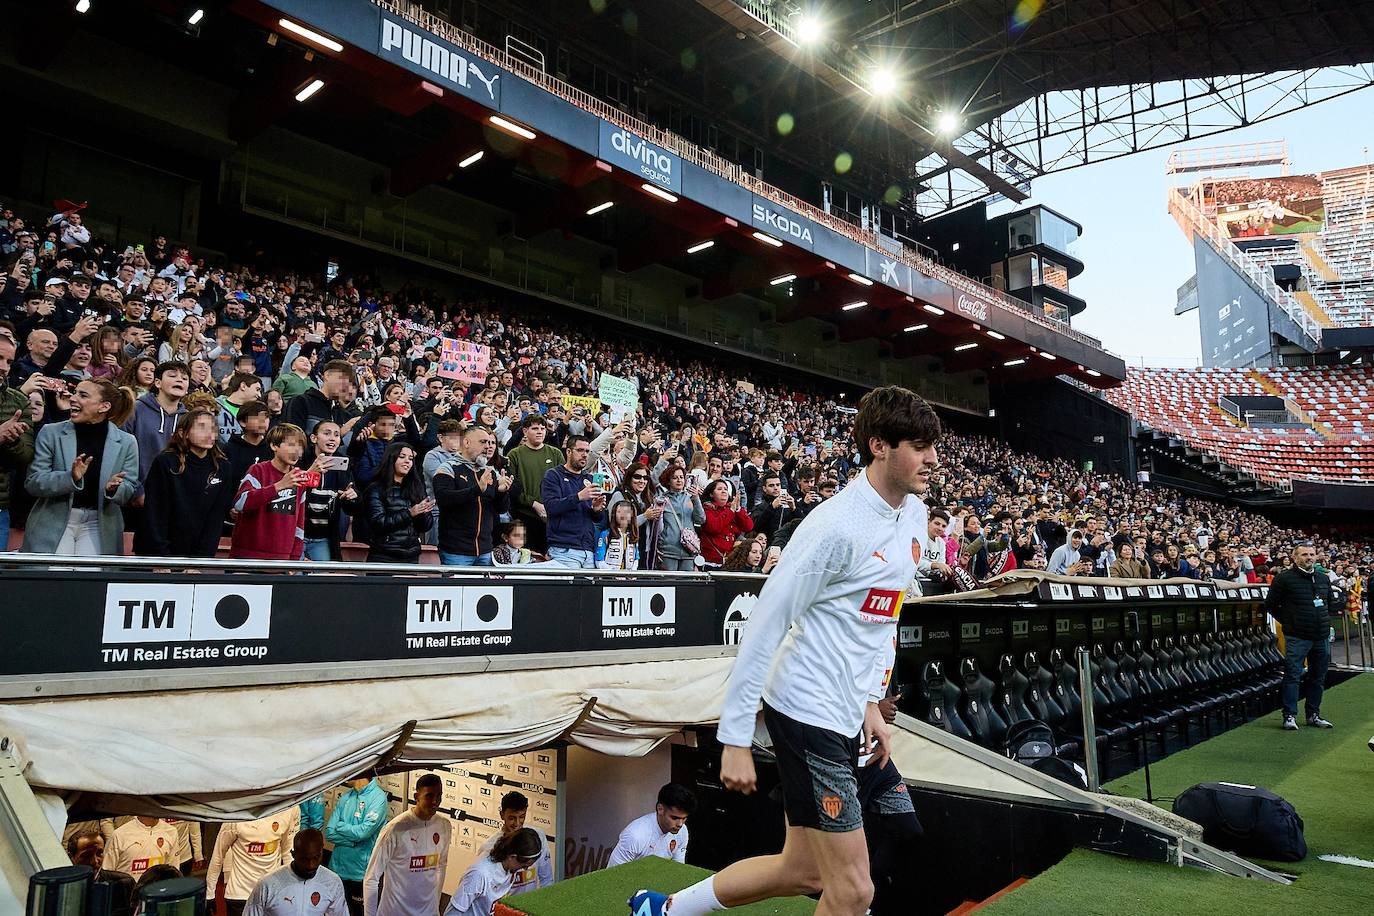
[1022,651,1067,730]
[919,659,972,739]
[995,653,1035,727]
[958,656,1008,748]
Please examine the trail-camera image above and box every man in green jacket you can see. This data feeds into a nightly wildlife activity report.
[0,334,36,548]
[506,414,563,554]
[271,354,318,405]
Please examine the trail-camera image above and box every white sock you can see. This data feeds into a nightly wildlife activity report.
[667,876,725,915]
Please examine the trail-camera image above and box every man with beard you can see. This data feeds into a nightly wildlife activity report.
[539,432,605,568]
[433,424,512,566]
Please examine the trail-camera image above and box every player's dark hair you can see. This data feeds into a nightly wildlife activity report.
[414,773,442,792]
[657,782,696,814]
[500,791,529,813]
[489,827,541,862]
[852,385,942,466]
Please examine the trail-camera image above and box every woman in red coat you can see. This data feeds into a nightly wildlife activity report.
[698,479,754,566]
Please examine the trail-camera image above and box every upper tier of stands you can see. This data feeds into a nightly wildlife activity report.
[1218,165,1374,330]
[1106,367,1374,485]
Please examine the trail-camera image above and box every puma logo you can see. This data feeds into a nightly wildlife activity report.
[872,550,887,563]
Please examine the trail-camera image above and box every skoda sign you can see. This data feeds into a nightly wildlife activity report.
[956,293,990,323]
[599,122,681,192]
[751,201,814,248]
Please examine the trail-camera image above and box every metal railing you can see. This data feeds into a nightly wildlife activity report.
[369,1,1112,353]
[1167,188,1322,346]
[0,552,715,577]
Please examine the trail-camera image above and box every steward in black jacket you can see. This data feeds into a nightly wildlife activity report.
[1265,563,1335,641]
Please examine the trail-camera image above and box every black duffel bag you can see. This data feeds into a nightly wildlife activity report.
[1173,782,1307,861]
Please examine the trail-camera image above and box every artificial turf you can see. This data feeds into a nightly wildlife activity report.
[982,673,1374,916]
[498,857,816,915]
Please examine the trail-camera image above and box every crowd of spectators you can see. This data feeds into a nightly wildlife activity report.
[0,200,1367,602]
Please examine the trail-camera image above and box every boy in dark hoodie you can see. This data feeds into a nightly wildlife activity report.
[222,400,273,537]
[122,360,189,486]
[345,405,396,544]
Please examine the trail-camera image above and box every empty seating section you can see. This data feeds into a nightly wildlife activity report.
[1106,367,1374,484]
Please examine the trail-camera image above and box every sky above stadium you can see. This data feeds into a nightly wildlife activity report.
[997,92,1373,367]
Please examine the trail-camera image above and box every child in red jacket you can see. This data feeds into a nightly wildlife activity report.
[229,423,313,560]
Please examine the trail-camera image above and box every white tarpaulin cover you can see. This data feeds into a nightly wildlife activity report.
[0,657,735,820]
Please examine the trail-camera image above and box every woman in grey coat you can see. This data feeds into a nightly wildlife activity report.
[656,464,705,571]
[24,378,140,555]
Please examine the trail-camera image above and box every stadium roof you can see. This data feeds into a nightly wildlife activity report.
[687,0,1374,213]
[821,0,1374,119]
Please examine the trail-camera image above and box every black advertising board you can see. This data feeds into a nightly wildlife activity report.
[0,570,764,678]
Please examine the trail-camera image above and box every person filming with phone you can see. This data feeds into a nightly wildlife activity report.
[539,432,605,569]
[749,472,796,542]
[433,424,511,567]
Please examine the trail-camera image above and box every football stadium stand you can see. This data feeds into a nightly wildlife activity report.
[1108,367,1374,485]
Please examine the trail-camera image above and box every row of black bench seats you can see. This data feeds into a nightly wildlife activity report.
[913,628,1285,776]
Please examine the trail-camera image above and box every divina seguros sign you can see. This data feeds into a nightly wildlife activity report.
[598,123,681,192]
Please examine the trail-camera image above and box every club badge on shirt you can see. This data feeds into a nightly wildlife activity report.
[311,892,321,906]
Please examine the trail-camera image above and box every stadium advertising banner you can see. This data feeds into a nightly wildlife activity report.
[598,122,681,193]
[865,247,914,295]
[1194,235,1274,367]
[1207,175,1325,239]
[376,12,504,108]
[0,574,747,678]
[748,195,816,251]
[262,1,508,109]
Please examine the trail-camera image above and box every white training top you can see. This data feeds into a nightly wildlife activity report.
[606,813,688,867]
[104,819,181,879]
[442,856,513,916]
[474,831,552,895]
[362,811,452,916]
[243,865,349,916]
[164,819,204,865]
[207,810,300,902]
[717,469,924,747]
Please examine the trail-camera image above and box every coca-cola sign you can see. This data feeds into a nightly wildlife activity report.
[956,293,990,323]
